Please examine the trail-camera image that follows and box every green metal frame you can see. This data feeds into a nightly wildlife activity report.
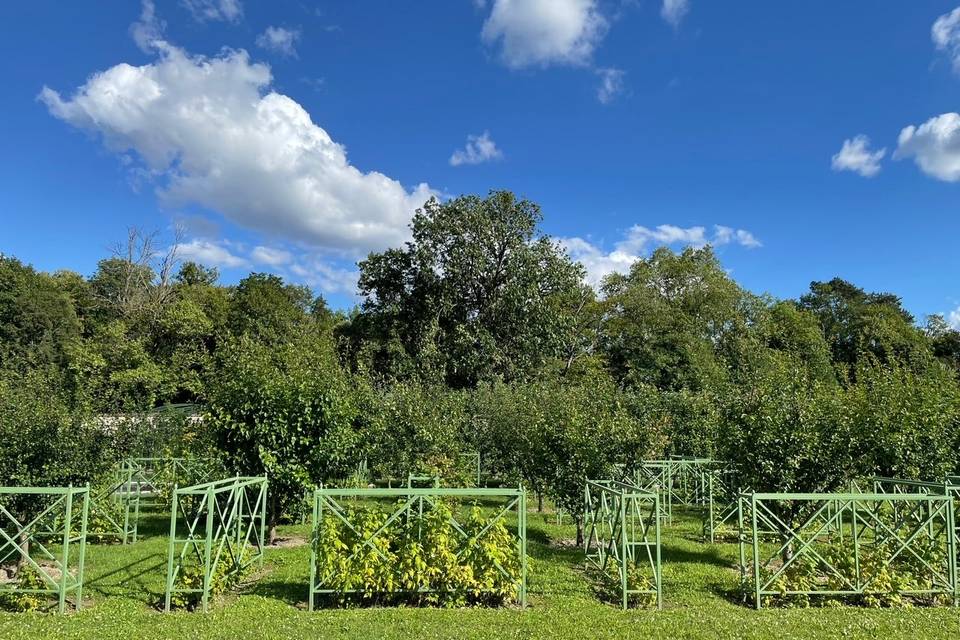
[738,491,958,609]
[704,465,741,543]
[163,476,268,612]
[0,486,90,613]
[88,464,143,544]
[308,486,527,610]
[459,452,482,486]
[584,479,662,609]
[123,457,215,510]
[632,457,732,530]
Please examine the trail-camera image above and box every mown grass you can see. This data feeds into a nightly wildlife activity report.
[1,506,958,639]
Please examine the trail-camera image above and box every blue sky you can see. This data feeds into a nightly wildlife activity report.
[2,1,960,321]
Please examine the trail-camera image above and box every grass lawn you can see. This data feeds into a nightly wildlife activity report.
[1,505,959,639]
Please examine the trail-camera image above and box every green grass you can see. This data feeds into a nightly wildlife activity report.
[1,507,959,639]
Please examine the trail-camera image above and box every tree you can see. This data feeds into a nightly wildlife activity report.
[0,257,80,367]
[601,246,754,390]
[206,332,360,542]
[351,191,585,388]
[798,278,930,368]
[926,314,960,373]
[228,273,314,344]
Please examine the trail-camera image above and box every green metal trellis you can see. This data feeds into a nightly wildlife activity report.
[584,479,662,609]
[0,486,90,613]
[308,485,527,610]
[123,457,216,511]
[738,491,958,609]
[87,464,143,544]
[163,476,268,612]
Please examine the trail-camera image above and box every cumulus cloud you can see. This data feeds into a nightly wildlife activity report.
[595,67,624,104]
[130,0,166,53]
[449,131,503,166]
[289,258,359,296]
[175,239,248,268]
[481,0,608,69]
[251,245,292,266]
[949,305,960,330]
[560,224,761,287]
[933,7,960,72]
[894,112,960,182]
[181,0,242,23]
[256,26,300,58]
[831,135,886,178]
[660,0,690,29]
[39,43,435,257]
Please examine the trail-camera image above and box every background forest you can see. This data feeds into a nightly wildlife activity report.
[3,191,960,539]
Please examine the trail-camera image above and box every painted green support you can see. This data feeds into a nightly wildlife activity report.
[309,485,527,610]
[738,491,958,608]
[87,463,142,544]
[163,476,268,612]
[0,485,90,613]
[584,479,662,609]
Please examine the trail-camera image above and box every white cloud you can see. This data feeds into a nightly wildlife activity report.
[289,259,359,296]
[181,0,242,23]
[449,131,503,166]
[660,0,690,29]
[949,305,960,330]
[561,224,761,287]
[130,0,165,53]
[40,43,436,257]
[481,0,608,69]
[251,245,292,266]
[831,135,886,178]
[932,7,960,72]
[175,239,249,268]
[894,112,960,182]
[256,26,300,58]
[595,67,625,104]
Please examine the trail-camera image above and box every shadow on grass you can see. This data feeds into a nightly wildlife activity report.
[84,552,167,600]
[246,578,309,607]
[660,542,732,569]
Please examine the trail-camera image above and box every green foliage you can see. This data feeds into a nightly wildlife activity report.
[349,191,585,388]
[169,547,253,610]
[314,500,521,607]
[601,246,754,391]
[0,565,46,612]
[206,332,360,531]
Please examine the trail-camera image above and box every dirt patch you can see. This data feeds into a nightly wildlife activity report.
[271,535,308,548]
[551,537,580,550]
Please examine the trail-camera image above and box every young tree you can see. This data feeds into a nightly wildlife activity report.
[206,332,360,542]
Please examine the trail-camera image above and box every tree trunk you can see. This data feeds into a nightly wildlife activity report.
[575,516,585,547]
[269,493,279,545]
[537,492,544,513]
[15,531,29,574]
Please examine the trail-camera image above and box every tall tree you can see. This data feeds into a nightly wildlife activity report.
[601,246,754,390]
[350,191,585,387]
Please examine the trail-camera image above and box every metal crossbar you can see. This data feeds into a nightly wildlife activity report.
[0,486,90,613]
[738,491,959,609]
[308,486,527,610]
[163,476,268,612]
[584,479,662,609]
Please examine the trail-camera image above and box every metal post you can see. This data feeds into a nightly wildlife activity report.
[202,484,215,613]
[309,489,319,612]
[620,489,628,610]
[751,494,761,610]
[76,485,90,610]
[519,486,527,608]
[655,492,662,610]
[164,486,179,613]
[58,485,74,614]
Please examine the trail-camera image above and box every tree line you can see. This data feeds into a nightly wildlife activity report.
[2,191,959,541]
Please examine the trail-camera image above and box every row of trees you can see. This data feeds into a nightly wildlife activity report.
[2,191,960,540]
